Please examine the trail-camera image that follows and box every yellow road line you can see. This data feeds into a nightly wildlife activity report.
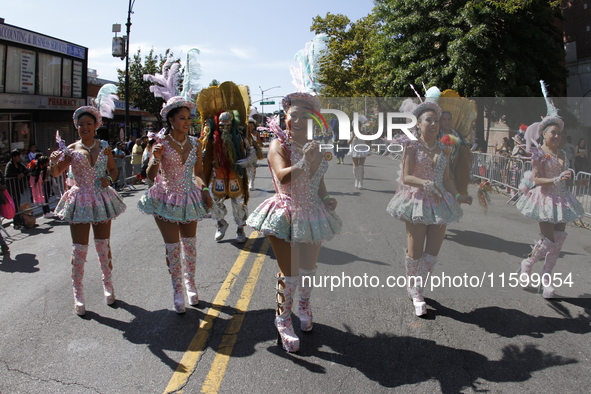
[200,238,270,394]
[163,232,261,394]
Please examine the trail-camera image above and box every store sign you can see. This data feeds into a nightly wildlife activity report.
[0,93,84,110]
[0,24,86,59]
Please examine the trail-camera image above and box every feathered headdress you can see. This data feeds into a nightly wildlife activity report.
[523,122,541,153]
[290,33,328,93]
[401,84,442,119]
[144,49,201,119]
[539,80,564,133]
[72,83,118,128]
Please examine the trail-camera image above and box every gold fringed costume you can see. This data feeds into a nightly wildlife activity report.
[439,90,478,195]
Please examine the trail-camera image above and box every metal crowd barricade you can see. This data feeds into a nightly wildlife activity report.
[118,154,136,190]
[472,153,527,193]
[572,171,591,217]
[4,174,66,222]
[472,152,590,216]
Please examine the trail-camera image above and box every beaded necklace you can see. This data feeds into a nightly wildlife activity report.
[80,140,96,151]
[419,138,437,152]
[169,133,188,148]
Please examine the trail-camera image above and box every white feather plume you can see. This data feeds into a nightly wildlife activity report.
[540,80,558,117]
[143,57,181,101]
[180,48,201,99]
[291,34,329,93]
[94,83,118,118]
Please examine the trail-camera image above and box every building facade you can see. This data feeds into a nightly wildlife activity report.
[563,1,591,172]
[0,19,88,163]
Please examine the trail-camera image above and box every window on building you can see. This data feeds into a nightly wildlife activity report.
[38,53,62,96]
[62,58,72,97]
[73,60,83,98]
[5,46,36,94]
[0,44,5,92]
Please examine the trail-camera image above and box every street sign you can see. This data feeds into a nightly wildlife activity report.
[260,101,275,105]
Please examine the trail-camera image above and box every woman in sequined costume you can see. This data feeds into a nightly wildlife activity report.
[516,117,587,298]
[387,101,472,317]
[50,106,126,316]
[247,92,342,352]
[348,115,371,189]
[137,97,212,314]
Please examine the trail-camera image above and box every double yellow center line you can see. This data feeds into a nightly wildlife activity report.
[163,232,270,393]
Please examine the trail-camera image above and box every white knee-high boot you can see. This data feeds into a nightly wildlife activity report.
[298,268,316,332]
[405,252,425,316]
[541,231,567,299]
[181,237,198,305]
[520,236,554,286]
[95,239,115,305]
[166,242,185,313]
[71,244,88,316]
[275,274,299,352]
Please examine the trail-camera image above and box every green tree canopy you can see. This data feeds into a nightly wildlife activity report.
[311,12,379,97]
[312,1,567,141]
[117,48,181,123]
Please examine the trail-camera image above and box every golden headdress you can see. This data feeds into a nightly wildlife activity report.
[438,90,477,138]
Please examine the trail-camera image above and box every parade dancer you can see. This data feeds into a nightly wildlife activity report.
[198,82,257,243]
[246,116,264,190]
[247,92,342,353]
[139,50,212,313]
[516,81,587,299]
[348,115,370,189]
[438,110,472,195]
[387,92,472,317]
[50,84,126,316]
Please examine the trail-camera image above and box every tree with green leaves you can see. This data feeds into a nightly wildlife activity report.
[116,48,181,123]
[311,12,379,97]
[372,0,566,141]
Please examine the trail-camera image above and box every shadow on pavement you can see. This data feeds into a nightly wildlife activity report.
[231,308,576,392]
[428,299,591,338]
[444,229,578,259]
[0,252,39,273]
[318,245,388,267]
[86,300,205,372]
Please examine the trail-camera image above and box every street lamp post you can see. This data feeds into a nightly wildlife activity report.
[124,0,136,140]
[259,85,281,116]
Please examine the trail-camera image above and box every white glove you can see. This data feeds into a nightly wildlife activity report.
[237,159,249,168]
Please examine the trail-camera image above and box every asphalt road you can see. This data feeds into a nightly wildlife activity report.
[1,152,590,393]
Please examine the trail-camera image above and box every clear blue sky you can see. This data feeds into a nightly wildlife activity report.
[3,0,374,112]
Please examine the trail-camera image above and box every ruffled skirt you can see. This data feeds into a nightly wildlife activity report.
[137,184,210,223]
[55,185,126,224]
[246,195,342,244]
[515,188,584,223]
[387,186,463,225]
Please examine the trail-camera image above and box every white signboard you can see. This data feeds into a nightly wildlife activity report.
[0,24,86,59]
[72,61,82,98]
[20,49,35,94]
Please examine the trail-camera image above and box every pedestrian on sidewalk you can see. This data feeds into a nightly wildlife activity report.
[0,171,11,255]
[112,142,126,190]
[516,115,588,299]
[246,117,264,191]
[5,149,29,230]
[27,155,54,217]
[50,84,126,316]
[247,92,342,353]
[387,96,472,317]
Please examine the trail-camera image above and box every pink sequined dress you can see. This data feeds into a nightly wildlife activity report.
[516,147,584,223]
[387,140,462,224]
[55,141,126,224]
[246,142,342,243]
[137,136,210,223]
